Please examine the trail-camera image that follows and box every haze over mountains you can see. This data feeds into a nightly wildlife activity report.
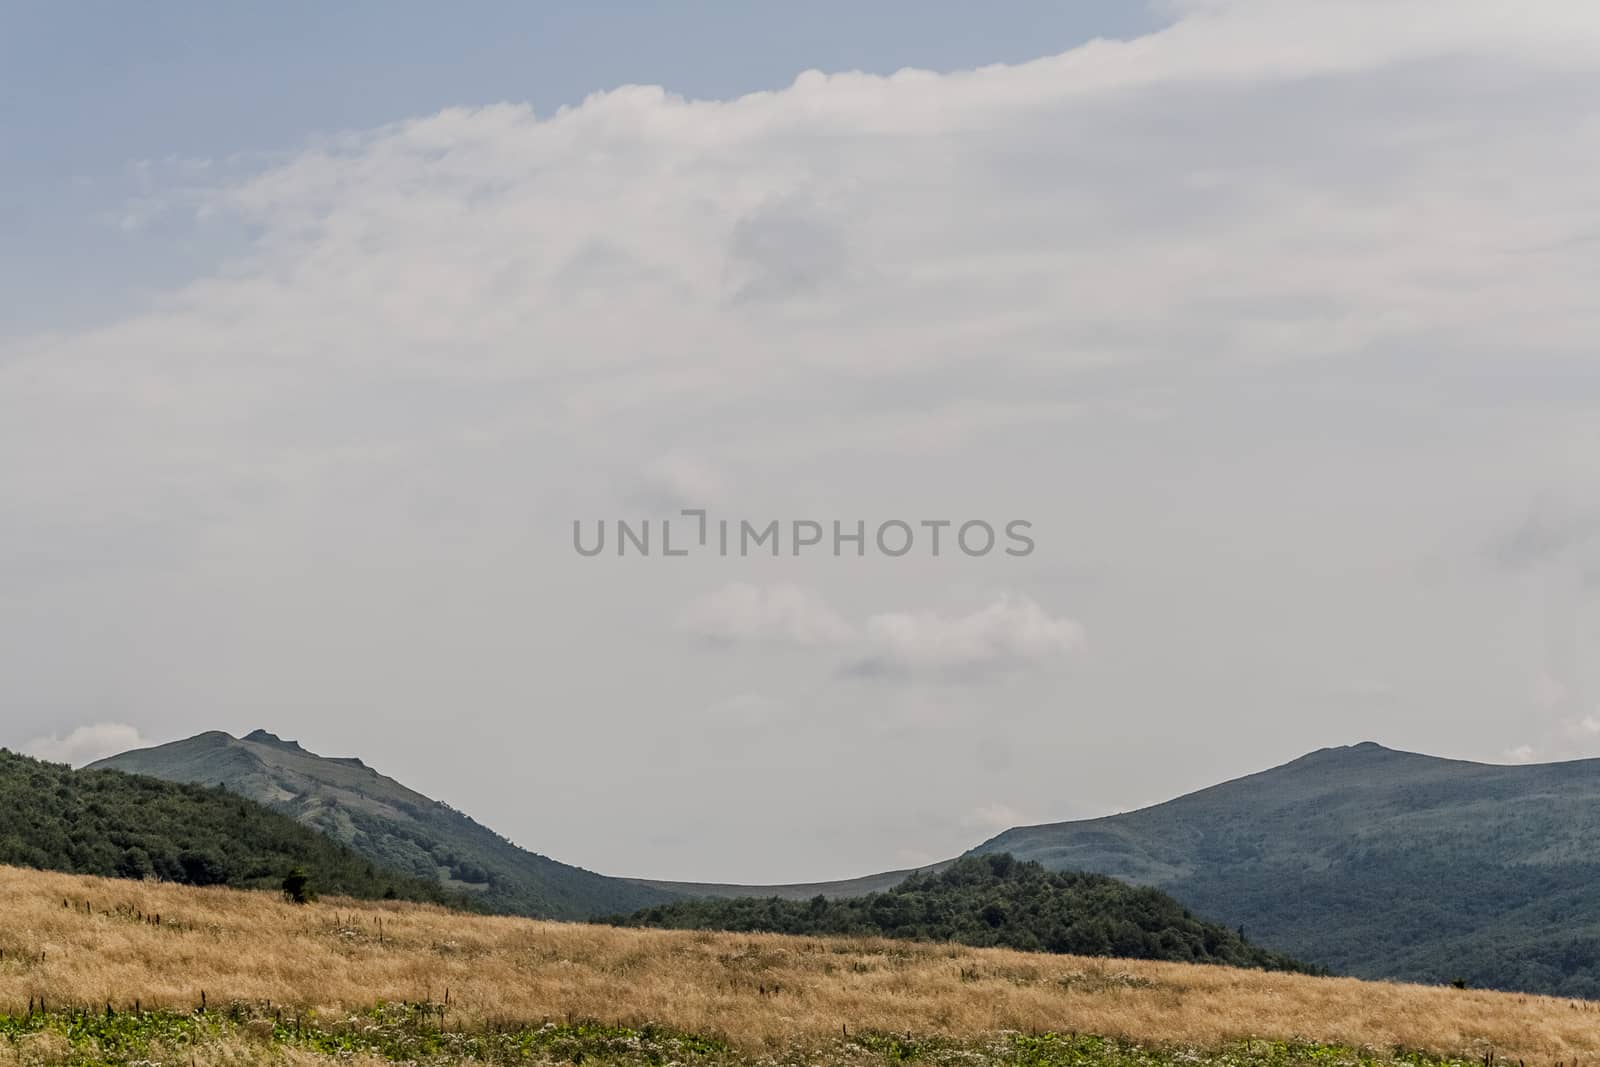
[90,730,677,920]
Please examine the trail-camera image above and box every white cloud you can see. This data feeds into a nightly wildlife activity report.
[23,723,151,767]
[701,692,784,727]
[850,596,1084,679]
[679,586,1082,679]
[1493,499,1600,570]
[5,2,1598,566]
[677,583,855,646]
[1491,715,1600,766]
[633,455,725,510]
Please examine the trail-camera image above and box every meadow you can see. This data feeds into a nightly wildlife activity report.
[2,866,1598,1067]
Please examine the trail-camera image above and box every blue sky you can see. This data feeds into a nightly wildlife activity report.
[2,2,1163,338]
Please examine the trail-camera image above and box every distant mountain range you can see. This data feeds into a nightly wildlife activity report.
[45,727,1313,978]
[91,730,678,920]
[85,730,1600,995]
[971,741,1600,995]
[636,741,1600,995]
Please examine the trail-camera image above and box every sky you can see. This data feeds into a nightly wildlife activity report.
[4,1,1600,883]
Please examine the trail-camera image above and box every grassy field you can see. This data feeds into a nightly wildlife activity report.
[3,865,1598,1067]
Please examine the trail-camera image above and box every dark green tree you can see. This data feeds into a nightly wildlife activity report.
[282,867,313,904]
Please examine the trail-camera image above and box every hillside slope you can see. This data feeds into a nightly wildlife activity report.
[91,730,677,920]
[973,742,1600,995]
[609,854,1309,971]
[5,863,1596,1067]
[0,748,455,905]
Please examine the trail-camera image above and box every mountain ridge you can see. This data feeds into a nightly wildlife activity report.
[89,731,1600,993]
[0,746,458,906]
[629,741,1600,994]
[970,740,1600,994]
[91,729,679,920]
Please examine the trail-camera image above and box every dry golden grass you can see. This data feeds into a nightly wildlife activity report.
[2,865,1597,1062]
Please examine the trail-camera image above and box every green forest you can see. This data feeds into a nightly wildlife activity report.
[604,854,1312,972]
[0,748,460,906]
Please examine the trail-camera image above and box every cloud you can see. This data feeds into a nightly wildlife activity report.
[23,723,151,767]
[1492,499,1600,570]
[679,586,1082,679]
[701,692,785,727]
[677,583,855,646]
[1494,715,1600,767]
[723,195,857,305]
[6,2,1600,576]
[5,0,1600,879]
[632,455,725,510]
[849,596,1084,679]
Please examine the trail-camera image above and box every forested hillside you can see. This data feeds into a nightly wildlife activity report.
[93,730,679,919]
[975,742,1600,995]
[0,747,458,905]
[607,854,1310,972]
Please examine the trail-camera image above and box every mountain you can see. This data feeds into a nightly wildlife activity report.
[608,853,1311,972]
[0,747,458,904]
[91,729,678,920]
[85,731,1600,992]
[972,741,1600,995]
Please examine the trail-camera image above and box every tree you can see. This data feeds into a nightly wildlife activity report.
[178,849,229,886]
[282,867,313,904]
[116,847,153,880]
